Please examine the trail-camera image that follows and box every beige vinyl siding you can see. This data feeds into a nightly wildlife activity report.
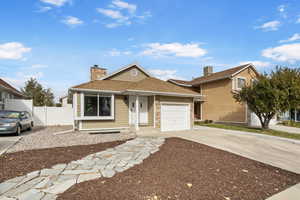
[108,66,148,82]
[80,95,129,129]
[155,95,194,129]
[201,67,258,123]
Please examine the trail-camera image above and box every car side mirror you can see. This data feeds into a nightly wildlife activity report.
[20,114,26,120]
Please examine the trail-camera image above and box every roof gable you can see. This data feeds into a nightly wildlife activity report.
[189,64,259,86]
[100,63,152,81]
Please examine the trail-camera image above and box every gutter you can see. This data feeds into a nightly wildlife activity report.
[70,88,203,98]
[69,88,123,94]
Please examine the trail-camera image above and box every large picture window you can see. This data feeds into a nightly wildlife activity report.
[83,93,114,119]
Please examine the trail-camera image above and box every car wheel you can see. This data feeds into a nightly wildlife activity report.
[15,126,21,136]
[27,123,32,131]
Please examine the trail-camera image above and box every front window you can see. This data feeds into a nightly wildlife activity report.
[0,111,20,119]
[83,93,114,119]
[237,77,246,89]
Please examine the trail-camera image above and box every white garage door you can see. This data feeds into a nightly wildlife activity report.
[161,104,190,132]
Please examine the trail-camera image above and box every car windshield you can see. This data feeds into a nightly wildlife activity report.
[0,111,20,119]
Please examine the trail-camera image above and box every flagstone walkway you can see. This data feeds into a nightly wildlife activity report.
[0,137,165,200]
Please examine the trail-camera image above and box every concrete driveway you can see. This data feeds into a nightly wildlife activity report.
[138,126,300,174]
[0,135,21,155]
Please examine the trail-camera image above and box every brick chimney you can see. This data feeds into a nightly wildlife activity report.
[90,65,107,81]
[203,66,213,76]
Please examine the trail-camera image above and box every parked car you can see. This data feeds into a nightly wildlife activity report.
[0,110,33,136]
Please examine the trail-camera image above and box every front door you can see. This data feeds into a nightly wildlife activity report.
[129,96,148,125]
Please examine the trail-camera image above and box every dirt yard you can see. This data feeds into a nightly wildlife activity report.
[58,138,300,200]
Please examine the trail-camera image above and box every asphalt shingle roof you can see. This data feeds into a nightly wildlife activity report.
[72,77,200,96]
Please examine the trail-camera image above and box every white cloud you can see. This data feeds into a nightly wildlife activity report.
[62,16,83,27]
[97,1,150,28]
[30,64,48,69]
[0,42,31,60]
[16,71,44,80]
[149,69,184,81]
[239,61,271,68]
[255,20,281,31]
[37,6,52,12]
[278,4,287,18]
[97,8,127,20]
[262,43,300,63]
[141,42,207,58]
[278,5,286,13]
[107,49,132,56]
[110,0,136,14]
[40,0,69,7]
[279,33,300,43]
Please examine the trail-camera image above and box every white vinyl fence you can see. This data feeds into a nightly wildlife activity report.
[249,112,277,127]
[5,99,73,126]
[5,99,33,114]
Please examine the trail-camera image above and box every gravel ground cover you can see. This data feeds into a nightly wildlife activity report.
[0,138,164,199]
[58,138,300,200]
[0,140,126,182]
[7,126,135,153]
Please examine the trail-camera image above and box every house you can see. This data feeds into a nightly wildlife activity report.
[168,64,259,125]
[70,63,203,132]
[0,79,24,110]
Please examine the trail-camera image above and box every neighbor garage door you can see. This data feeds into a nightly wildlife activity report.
[161,104,190,132]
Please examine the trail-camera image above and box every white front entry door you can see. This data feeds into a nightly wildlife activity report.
[161,104,190,132]
[129,96,148,125]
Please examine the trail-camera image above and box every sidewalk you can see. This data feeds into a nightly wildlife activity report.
[271,125,300,135]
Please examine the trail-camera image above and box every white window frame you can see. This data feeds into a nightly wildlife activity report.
[80,93,115,120]
[236,76,246,90]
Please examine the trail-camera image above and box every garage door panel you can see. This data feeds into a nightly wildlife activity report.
[161,104,190,132]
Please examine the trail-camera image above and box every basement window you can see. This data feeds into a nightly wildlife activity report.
[83,93,114,120]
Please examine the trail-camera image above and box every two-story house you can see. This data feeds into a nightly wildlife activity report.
[168,63,259,125]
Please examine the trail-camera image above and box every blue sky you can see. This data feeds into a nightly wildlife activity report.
[1,0,300,99]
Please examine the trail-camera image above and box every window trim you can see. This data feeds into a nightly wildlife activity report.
[236,76,246,90]
[80,93,115,120]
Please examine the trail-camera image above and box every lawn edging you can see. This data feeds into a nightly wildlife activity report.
[194,126,300,145]
[266,183,300,200]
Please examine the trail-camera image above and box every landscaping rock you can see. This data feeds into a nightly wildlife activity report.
[0,137,165,200]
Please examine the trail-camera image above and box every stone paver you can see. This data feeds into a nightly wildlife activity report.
[0,137,164,200]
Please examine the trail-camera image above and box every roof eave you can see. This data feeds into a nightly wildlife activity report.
[70,87,202,97]
[0,85,24,97]
[70,88,123,94]
[124,89,203,97]
[191,76,231,86]
[168,80,192,87]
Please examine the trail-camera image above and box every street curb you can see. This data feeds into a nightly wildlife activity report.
[194,126,300,145]
[52,129,74,135]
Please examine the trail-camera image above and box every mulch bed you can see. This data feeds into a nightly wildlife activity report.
[58,138,300,200]
[0,140,126,182]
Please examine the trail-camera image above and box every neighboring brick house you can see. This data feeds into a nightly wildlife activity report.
[168,64,259,125]
[70,63,203,132]
[0,79,24,110]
